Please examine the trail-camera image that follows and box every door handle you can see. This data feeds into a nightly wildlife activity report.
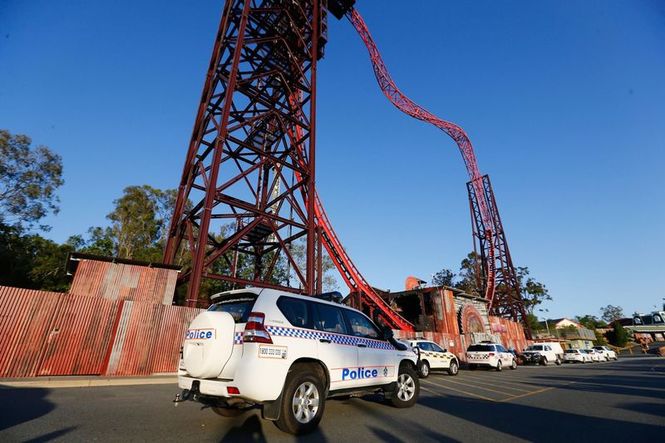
[319,339,331,343]
[357,343,367,348]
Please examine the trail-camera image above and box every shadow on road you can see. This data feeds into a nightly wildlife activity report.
[418,394,665,440]
[617,401,665,419]
[218,413,329,442]
[24,426,77,442]
[0,387,55,431]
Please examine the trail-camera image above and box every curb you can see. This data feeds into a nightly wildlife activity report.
[0,375,177,389]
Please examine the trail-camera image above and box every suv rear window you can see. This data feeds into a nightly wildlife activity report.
[468,344,494,352]
[565,350,577,354]
[208,293,257,323]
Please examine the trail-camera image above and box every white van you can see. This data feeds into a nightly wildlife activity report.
[175,288,420,434]
[521,342,564,365]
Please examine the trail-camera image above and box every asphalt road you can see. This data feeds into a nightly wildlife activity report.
[1,357,664,442]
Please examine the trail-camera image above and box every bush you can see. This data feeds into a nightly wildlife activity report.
[606,321,629,347]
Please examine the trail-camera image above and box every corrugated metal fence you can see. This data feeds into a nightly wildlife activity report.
[0,286,201,378]
[69,259,177,304]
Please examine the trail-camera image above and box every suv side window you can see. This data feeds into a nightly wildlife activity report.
[431,343,444,353]
[418,342,432,351]
[344,309,381,339]
[312,303,348,334]
[277,297,311,328]
[496,345,506,353]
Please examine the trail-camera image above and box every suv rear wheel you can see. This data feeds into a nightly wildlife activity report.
[390,363,419,408]
[418,360,430,378]
[275,364,326,435]
[448,360,459,376]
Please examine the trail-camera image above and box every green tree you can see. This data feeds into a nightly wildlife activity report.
[576,315,607,330]
[0,129,64,230]
[526,313,543,332]
[514,266,551,314]
[606,321,629,347]
[0,222,73,291]
[455,252,482,295]
[289,241,339,292]
[108,185,162,260]
[593,330,608,346]
[76,185,176,261]
[431,268,455,287]
[600,305,624,324]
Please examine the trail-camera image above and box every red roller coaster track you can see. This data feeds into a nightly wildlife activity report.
[346,9,496,302]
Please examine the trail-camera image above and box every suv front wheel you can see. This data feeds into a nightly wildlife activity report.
[390,363,419,408]
[275,364,326,435]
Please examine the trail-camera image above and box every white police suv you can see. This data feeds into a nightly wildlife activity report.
[406,339,459,378]
[175,288,420,435]
[466,342,517,371]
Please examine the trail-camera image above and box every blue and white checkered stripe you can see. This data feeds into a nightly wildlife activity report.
[234,332,243,344]
[264,325,396,351]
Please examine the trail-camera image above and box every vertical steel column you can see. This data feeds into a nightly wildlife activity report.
[185,0,252,307]
[306,0,320,295]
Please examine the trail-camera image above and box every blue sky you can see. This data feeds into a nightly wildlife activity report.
[1,1,664,320]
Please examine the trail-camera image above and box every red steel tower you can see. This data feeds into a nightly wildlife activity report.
[164,0,326,305]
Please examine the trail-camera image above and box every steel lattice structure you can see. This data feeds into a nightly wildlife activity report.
[468,176,531,334]
[164,0,324,304]
[164,0,529,335]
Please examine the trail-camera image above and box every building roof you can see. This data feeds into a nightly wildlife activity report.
[66,252,181,276]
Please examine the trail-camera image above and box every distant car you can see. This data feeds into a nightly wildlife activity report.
[407,339,459,378]
[581,349,602,362]
[563,349,592,363]
[592,346,618,361]
[521,344,562,366]
[466,342,517,371]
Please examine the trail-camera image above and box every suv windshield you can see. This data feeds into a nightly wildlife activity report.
[208,293,257,323]
[468,344,494,352]
[526,345,543,351]
[565,350,577,354]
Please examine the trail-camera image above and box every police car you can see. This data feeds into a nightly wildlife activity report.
[406,339,459,378]
[175,289,420,435]
[465,342,517,371]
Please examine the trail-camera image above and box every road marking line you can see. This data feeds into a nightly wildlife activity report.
[498,386,555,402]
[420,386,445,397]
[457,373,540,387]
[434,377,520,396]
[449,377,532,393]
[422,378,497,402]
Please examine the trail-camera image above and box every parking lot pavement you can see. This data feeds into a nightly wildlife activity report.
[1,357,663,442]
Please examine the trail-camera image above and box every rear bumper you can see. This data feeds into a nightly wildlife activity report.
[179,375,233,398]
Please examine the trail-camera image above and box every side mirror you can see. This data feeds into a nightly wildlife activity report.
[381,326,394,340]
[442,349,447,353]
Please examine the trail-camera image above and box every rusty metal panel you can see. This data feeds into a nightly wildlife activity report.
[106,301,164,376]
[443,289,460,335]
[70,259,177,305]
[37,295,120,376]
[489,316,528,352]
[150,305,203,373]
[0,286,63,377]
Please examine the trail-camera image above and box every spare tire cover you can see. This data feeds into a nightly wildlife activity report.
[183,311,236,379]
